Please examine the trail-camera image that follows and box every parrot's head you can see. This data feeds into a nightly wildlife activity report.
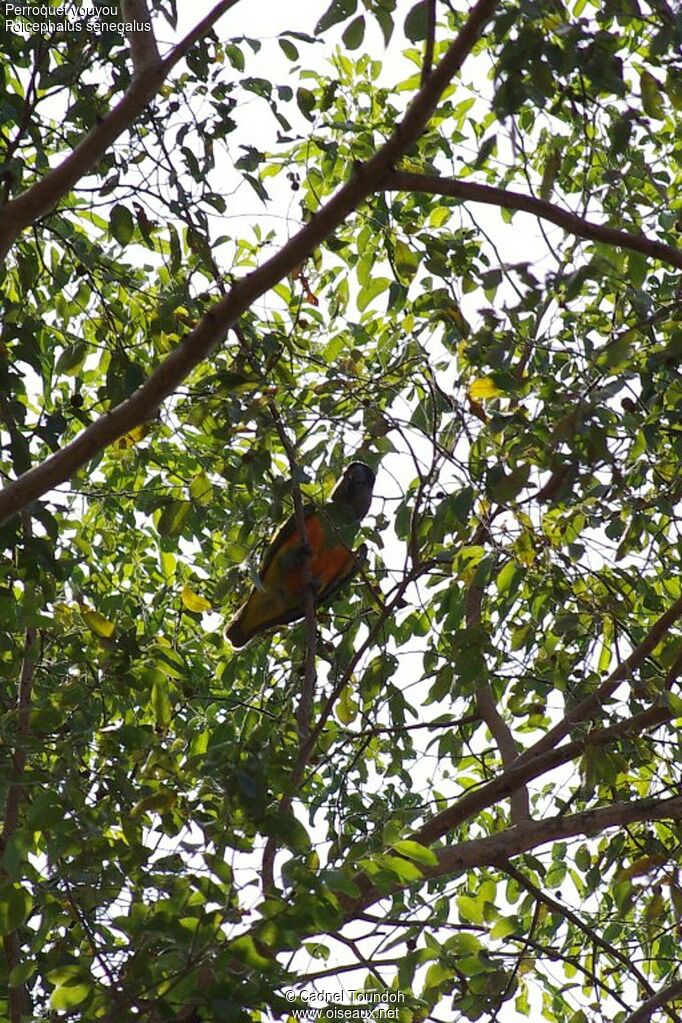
[330,461,375,522]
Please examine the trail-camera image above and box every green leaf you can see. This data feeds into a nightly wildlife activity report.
[474,134,497,169]
[404,0,429,42]
[316,0,358,33]
[81,608,115,639]
[0,884,32,935]
[640,70,665,119]
[394,238,419,283]
[190,473,214,505]
[55,342,87,376]
[48,966,92,1010]
[342,15,365,50]
[110,203,135,245]
[151,676,172,728]
[336,684,358,725]
[457,894,485,924]
[357,276,390,311]
[296,87,316,121]
[379,854,424,882]
[278,38,299,61]
[391,840,438,867]
[157,501,191,537]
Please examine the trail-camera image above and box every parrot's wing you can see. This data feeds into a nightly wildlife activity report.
[316,542,368,607]
[257,502,317,577]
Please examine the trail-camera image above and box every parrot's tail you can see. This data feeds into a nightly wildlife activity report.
[224,613,249,649]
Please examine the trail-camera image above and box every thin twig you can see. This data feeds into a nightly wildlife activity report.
[422,0,437,83]
[501,861,669,1015]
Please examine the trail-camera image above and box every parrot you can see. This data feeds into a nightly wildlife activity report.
[225,461,375,648]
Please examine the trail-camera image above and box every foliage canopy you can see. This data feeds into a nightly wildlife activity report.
[1,0,682,1021]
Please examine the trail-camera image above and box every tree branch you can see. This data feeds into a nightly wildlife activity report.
[0,0,240,263]
[412,620,682,848]
[383,171,682,271]
[343,795,682,915]
[501,861,662,1008]
[121,0,160,71]
[422,0,437,84]
[625,979,682,1023]
[0,0,502,526]
[516,595,682,765]
[467,526,529,823]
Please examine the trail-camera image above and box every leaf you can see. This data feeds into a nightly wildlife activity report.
[665,70,682,111]
[342,15,365,50]
[540,147,562,200]
[597,617,613,673]
[336,685,358,725]
[469,376,504,400]
[110,203,135,245]
[490,917,517,939]
[9,959,36,987]
[404,0,429,42]
[278,38,299,61]
[48,964,92,1011]
[393,239,419,283]
[81,608,115,639]
[228,935,274,969]
[189,473,214,505]
[316,0,357,33]
[379,854,424,882]
[151,676,172,728]
[457,894,485,924]
[157,501,190,537]
[640,70,665,119]
[391,840,438,867]
[296,87,316,121]
[357,277,390,311]
[181,583,211,614]
[474,134,497,169]
[55,342,87,376]
[0,884,32,935]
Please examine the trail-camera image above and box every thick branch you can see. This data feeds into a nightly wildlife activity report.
[0,0,239,263]
[384,171,682,271]
[0,0,501,526]
[516,595,682,765]
[625,980,682,1023]
[121,0,160,71]
[343,795,682,915]
[413,670,680,849]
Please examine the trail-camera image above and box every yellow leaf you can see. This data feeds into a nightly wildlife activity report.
[160,551,176,583]
[469,376,503,400]
[181,584,211,613]
[336,685,358,725]
[394,238,419,283]
[116,424,148,449]
[189,473,214,506]
[80,608,115,638]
